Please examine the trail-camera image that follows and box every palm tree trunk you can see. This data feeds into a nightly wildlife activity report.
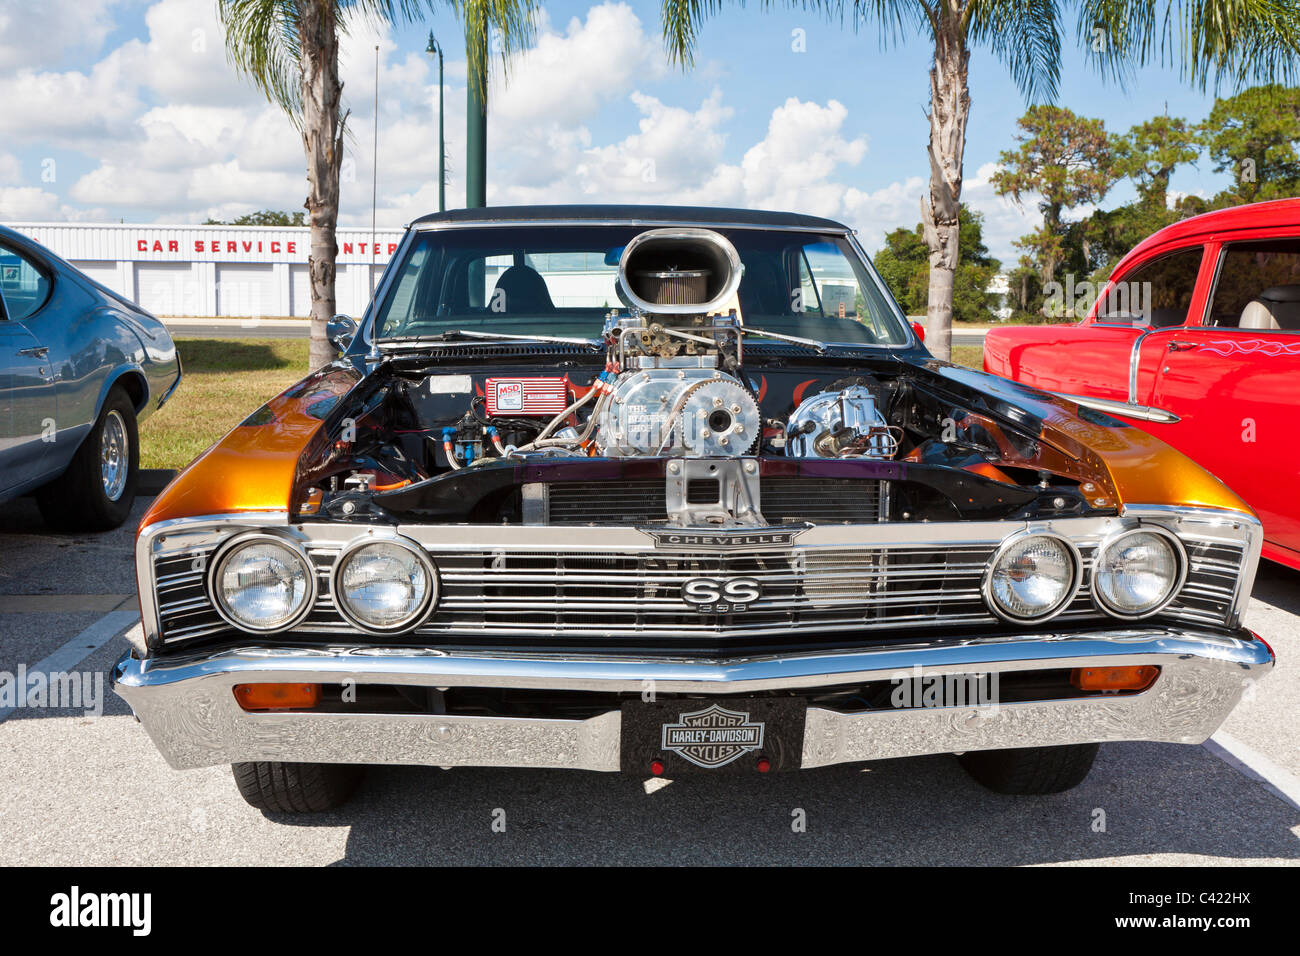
[919,3,970,362]
[297,0,347,371]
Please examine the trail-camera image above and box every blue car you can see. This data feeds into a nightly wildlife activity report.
[0,224,181,530]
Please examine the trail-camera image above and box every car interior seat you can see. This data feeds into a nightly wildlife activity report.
[492,265,555,313]
[1239,285,1300,330]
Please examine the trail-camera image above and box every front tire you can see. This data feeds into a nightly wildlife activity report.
[958,743,1099,795]
[232,761,364,813]
[36,385,138,531]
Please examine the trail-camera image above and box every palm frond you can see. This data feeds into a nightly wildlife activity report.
[1078,0,1300,91]
[218,0,303,118]
[444,0,540,87]
[968,0,1063,102]
[851,0,932,47]
[661,0,735,67]
[1177,0,1300,89]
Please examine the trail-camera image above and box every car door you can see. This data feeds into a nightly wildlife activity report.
[0,242,59,495]
[984,245,1208,403]
[1147,235,1300,561]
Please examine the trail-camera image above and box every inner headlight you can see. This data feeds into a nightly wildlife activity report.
[986,534,1078,622]
[333,538,436,633]
[213,536,315,632]
[1094,529,1183,617]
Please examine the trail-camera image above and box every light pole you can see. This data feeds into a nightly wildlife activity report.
[425,31,446,213]
[465,7,487,209]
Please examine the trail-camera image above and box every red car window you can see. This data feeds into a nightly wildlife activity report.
[1206,238,1300,329]
[1097,247,1203,328]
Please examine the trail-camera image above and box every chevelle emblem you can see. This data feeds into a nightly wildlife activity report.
[661,704,766,769]
[647,529,803,549]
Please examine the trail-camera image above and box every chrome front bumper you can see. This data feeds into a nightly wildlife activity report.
[112,626,1273,772]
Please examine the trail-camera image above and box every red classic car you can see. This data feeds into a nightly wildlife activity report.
[985,198,1300,570]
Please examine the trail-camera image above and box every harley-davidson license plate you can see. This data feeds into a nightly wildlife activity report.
[620,697,807,774]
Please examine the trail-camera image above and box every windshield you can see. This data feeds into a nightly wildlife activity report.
[371,225,911,347]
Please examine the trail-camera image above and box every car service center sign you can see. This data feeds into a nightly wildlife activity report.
[126,228,402,263]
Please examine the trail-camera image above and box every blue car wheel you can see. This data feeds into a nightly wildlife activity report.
[36,385,140,531]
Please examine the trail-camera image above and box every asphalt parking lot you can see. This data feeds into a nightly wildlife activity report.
[1,496,1297,866]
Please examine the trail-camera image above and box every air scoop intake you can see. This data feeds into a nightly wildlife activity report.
[618,227,742,315]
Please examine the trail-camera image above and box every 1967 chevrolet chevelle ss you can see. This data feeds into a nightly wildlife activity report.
[113,206,1272,812]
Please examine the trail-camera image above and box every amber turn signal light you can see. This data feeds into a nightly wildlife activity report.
[1070,665,1159,692]
[233,682,322,711]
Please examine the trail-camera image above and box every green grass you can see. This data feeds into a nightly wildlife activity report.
[140,338,309,471]
[950,345,983,369]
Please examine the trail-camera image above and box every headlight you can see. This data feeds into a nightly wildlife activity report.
[332,538,437,633]
[212,535,315,632]
[986,533,1079,622]
[1093,529,1184,618]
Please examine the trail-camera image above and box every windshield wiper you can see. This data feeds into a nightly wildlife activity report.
[737,327,830,353]
[379,329,595,348]
[381,329,600,348]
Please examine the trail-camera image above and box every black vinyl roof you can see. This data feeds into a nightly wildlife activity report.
[409,204,852,232]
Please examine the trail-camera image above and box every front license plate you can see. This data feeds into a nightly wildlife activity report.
[620,697,807,774]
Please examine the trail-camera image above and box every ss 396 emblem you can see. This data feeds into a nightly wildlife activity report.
[681,576,762,613]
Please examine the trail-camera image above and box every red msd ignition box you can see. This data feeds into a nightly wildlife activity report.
[485,377,571,416]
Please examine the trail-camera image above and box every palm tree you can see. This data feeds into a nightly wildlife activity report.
[662,0,1300,361]
[218,1,537,370]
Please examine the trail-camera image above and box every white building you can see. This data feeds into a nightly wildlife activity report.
[7,221,406,318]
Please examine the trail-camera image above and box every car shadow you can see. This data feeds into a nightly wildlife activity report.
[254,742,1300,866]
[1252,561,1300,616]
[172,338,294,373]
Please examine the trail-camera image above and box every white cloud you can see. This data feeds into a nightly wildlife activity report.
[0,0,117,71]
[491,3,665,126]
[959,162,1042,265]
[0,152,22,186]
[0,51,144,150]
[0,186,105,221]
[124,0,260,108]
[2,0,960,263]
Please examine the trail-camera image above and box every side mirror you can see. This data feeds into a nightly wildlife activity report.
[910,320,926,344]
[327,314,358,353]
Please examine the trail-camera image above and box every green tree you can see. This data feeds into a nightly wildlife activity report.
[218,0,537,369]
[1006,255,1044,321]
[205,210,308,226]
[992,106,1113,287]
[1111,115,1201,210]
[1202,84,1300,204]
[873,224,930,315]
[874,207,1001,323]
[662,0,1300,361]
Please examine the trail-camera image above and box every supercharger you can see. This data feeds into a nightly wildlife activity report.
[575,225,895,461]
[596,366,760,457]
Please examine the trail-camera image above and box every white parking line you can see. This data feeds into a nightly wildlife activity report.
[1204,732,1300,812]
[0,609,140,723]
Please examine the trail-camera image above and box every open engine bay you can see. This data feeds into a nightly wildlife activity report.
[293,228,1122,527]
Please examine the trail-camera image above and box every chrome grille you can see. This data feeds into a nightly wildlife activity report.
[149,519,1250,647]
[338,543,1002,639]
[154,546,224,643]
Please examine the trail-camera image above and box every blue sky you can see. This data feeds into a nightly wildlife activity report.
[0,0,1238,262]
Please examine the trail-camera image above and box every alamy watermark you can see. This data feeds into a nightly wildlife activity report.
[889,665,1000,713]
[1044,276,1153,322]
[0,666,103,716]
[49,887,150,936]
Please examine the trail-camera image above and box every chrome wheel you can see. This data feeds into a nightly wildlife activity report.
[100,409,129,501]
